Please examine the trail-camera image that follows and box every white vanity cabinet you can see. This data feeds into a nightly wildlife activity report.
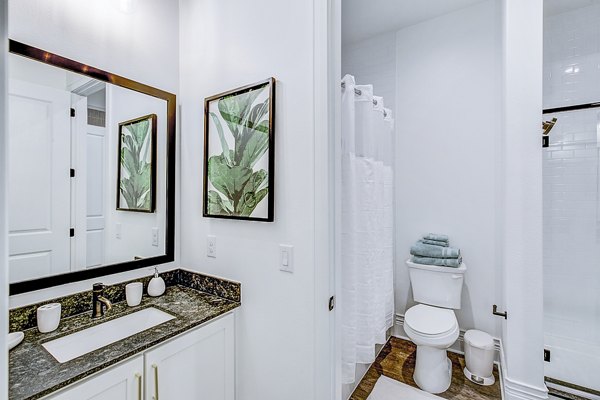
[46,356,144,400]
[45,313,234,400]
[144,313,235,400]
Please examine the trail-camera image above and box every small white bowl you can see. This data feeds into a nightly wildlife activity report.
[8,332,24,351]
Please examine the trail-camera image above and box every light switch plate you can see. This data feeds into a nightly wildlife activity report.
[207,235,217,258]
[280,244,294,273]
[116,223,122,239]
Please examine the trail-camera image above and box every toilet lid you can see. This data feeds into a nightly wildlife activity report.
[405,304,457,336]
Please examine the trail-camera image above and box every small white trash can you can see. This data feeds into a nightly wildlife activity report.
[463,329,495,386]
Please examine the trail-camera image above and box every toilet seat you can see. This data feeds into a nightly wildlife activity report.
[405,304,457,337]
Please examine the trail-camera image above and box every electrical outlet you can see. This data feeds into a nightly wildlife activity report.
[152,228,159,247]
[207,235,216,258]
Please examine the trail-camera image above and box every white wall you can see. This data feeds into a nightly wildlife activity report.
[394,0,503,337]
[501,0,546,398]
[178,0,321,399]
[1,0,9,398]
[342,31,396,111]
[8,0,180,306]
[8,0,178,94]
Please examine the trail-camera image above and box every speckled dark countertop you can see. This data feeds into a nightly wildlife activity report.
[9,282,240,400]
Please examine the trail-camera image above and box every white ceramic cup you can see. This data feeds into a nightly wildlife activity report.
[126,282,143,307]
[37,303,61,333]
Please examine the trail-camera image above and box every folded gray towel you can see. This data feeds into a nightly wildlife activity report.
[410,242,460,259]
[412,256,462,268]
[421,239,449,247]
[423,233,449,242]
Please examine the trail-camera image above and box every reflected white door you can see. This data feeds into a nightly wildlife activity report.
[86,124,106,268]
[8,80,71,282]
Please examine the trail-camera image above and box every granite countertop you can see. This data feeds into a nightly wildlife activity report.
[9,284,240,400]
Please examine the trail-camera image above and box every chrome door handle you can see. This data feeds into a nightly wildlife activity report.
[134,373,142,400]
[152,364,159,400]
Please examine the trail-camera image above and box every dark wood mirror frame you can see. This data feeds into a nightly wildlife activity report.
[8,40,177,295]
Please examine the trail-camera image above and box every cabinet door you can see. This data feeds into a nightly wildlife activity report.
[46,356,144,400]
[144,313,234,400]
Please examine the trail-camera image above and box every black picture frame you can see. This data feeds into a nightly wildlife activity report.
[203,78,276,222]
[8,40,177,296]
[116,114,158,213]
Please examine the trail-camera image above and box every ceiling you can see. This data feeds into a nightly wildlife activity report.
[342,0,487,45]
[544,0,600,16]
[342,0,600,45]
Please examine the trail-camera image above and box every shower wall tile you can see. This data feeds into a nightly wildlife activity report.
[544,4,600,109]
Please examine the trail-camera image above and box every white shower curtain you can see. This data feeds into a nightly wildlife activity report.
[341,75,395,384]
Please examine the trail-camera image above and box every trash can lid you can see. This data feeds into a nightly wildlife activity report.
[464,329,495,350]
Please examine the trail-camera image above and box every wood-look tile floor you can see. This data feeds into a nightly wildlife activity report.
[350,337,502,400]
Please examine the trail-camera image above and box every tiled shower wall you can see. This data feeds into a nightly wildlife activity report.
[544,4,600,109]
[543,3,600,390]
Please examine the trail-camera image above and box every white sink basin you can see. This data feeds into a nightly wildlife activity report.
[42,307,175,363]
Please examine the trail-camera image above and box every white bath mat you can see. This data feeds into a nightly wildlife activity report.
[367,376,444,400]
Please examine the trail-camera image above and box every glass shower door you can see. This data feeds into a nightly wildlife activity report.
[542,107,600,393]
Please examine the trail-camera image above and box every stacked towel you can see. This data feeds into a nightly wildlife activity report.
[410,233,462,268]
[421,239,449,247]
[411,256,462,268]
[423,233,449,242]
[410,241,460,259]
[421,233,449,247]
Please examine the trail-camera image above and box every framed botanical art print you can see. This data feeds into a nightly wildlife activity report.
[117,114,157,213]
[203,78,275,221]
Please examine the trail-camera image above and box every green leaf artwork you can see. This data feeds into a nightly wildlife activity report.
[118,115,155,212]
[206,81,272,219]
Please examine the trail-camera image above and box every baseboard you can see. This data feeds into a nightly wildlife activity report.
[503,377,549,400]
[498,334,549,400]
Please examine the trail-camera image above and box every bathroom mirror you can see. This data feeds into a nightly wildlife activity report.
[7,40,176,295]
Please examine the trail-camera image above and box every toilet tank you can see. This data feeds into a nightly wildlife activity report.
[407,260,467,309]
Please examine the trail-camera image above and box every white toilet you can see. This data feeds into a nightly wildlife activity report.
[404,260,467,394]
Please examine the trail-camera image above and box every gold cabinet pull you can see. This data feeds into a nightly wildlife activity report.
[134,373,142,400]
[152,364,159,400]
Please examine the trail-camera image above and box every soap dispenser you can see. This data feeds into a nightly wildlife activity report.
[148,267,166,297]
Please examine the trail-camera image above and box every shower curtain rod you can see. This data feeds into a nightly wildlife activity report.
[341,81,388,117]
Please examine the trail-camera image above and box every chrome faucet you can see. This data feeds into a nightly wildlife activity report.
[92,283,113,318]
